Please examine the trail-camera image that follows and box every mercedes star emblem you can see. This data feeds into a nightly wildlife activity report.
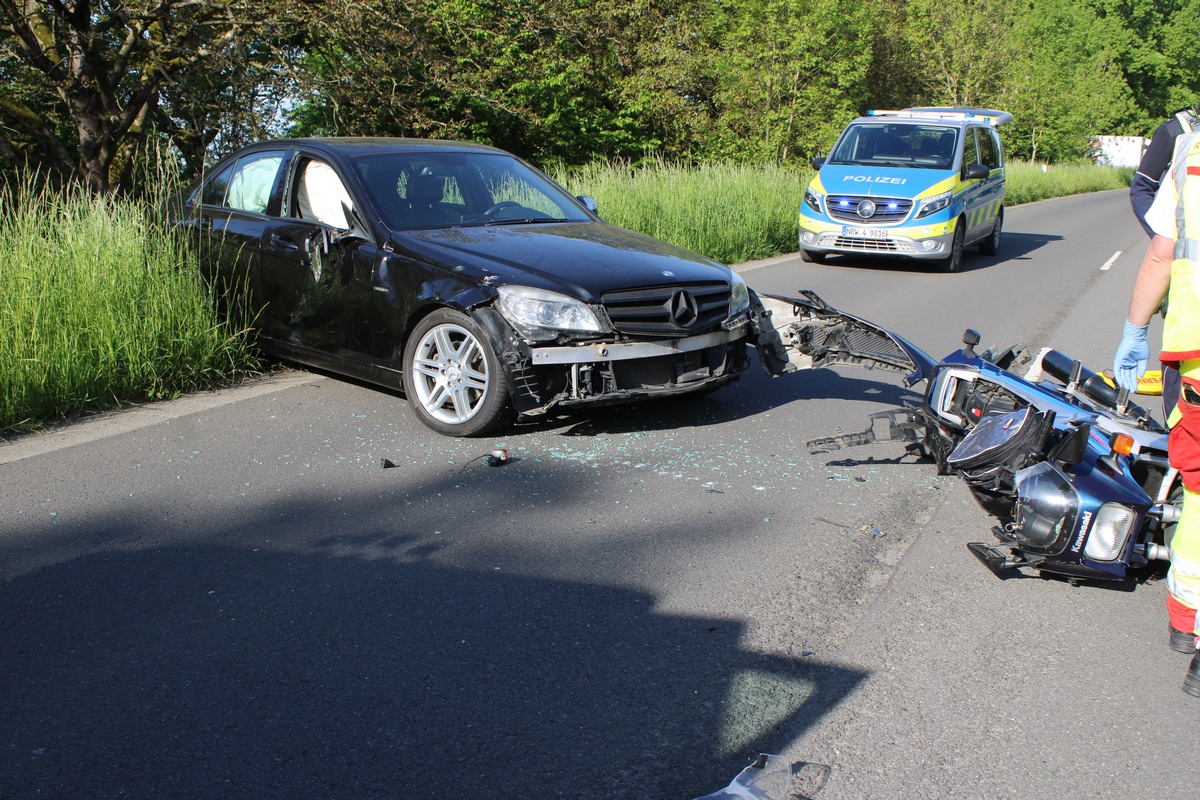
[666,290,699,326]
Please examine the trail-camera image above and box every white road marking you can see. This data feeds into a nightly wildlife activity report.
[1100,251,1122,271]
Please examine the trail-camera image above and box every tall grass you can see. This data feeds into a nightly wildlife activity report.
[1004,160,1132,205]
[554,158,1131,264]
[0,180,260,432]
[554,158,807,264]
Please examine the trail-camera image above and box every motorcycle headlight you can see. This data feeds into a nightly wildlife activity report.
[496,285,606,341]
[1012,462,1081,552]
[728,272,750,317]
[915,190,952,220]
[803,187,824,214]
[1083,503,1137,562]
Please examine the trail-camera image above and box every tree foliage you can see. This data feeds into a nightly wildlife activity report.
[2,0,1197,190]
[0,0,295,192]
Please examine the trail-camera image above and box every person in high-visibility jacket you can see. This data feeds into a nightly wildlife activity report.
[1131,106,1200,420]
[1115,130,1200,697]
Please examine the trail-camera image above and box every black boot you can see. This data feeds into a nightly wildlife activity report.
[1185,651,1200,698]
[1170,625,1196,653]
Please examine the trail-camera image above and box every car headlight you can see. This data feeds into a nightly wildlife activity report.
[803,187,824,215]
[496,285,605,341]
[914,190,952,220]
[1083,503,1137,562]
[729,271,750,317]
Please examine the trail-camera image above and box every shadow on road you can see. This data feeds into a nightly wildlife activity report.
[1,492,867,799]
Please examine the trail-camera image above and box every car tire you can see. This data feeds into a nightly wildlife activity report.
[799,249,827,264]
[979,208,1003,255]
[402,308,515,436]
[936,222,965,273]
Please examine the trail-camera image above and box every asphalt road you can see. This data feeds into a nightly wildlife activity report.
[1,189,1191,799]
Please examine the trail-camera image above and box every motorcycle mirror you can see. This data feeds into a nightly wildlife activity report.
[962,329,981,357]
[1047,423,1090,466]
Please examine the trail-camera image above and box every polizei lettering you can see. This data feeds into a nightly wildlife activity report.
[1071,510,1094,553]
[843,175,907,185]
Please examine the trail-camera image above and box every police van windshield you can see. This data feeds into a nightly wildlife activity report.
[827,123,958,169]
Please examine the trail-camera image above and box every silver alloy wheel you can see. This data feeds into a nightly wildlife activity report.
[409,322,491,424]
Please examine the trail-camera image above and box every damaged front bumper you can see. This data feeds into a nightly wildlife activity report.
[484,310,752,417]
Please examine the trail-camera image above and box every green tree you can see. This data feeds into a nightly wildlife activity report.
[903,0,1019,106]
[1000,0,1142,160]
[706,0,881,162]
[0,0,293,192]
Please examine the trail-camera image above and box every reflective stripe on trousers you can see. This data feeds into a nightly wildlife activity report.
[1167,488,1200,635]
[1169,358,1200,634]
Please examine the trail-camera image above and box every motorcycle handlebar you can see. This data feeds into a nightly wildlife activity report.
[1038,349,1149,423]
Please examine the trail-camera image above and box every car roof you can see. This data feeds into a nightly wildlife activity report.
[242,137,512,158]
[849,107,1013,128]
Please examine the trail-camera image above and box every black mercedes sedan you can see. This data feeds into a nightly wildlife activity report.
[173,138,758,436]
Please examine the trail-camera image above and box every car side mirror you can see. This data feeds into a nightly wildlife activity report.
[812,156,827,169]
[577,195,599,215]
[330,225,370,247]
[964,163,990,180]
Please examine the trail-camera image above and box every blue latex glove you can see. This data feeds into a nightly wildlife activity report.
[1113,319,1150,393]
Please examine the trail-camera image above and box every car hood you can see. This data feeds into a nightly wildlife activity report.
[391,221,734,302]
[816,164,949,197]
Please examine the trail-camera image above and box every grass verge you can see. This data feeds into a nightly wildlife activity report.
[0,181,260,433]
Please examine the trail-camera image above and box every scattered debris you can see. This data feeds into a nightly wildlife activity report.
[860,525,887,538]
[814,517,849,530]
[693,753,831,800]
[380,458,397,469]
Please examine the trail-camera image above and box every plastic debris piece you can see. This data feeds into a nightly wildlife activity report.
[487,448,510,466]
[692,754,831,800]
[381,458,397,469]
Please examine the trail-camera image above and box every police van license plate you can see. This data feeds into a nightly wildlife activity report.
[845,226,889,239]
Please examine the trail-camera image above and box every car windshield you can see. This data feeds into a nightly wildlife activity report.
[353,151,592,231]
[826,123,958,169]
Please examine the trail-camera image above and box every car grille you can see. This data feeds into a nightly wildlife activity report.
[832,235,918,254]
[602,282,731,335]
[825,195,913,224]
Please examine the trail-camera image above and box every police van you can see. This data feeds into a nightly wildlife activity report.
[798,107,1011,273]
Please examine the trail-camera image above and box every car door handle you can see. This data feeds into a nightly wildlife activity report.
[268,234,299,252]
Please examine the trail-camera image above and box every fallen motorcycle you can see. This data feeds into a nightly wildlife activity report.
[750,290,1181,584]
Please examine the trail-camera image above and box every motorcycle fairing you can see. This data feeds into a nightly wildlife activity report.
[750,290,935,384]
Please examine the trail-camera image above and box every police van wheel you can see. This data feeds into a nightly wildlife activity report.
[937,224,965,273]
[799,249,827,264]
[979,209,1003,255]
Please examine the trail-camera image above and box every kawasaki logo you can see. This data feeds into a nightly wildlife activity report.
[1070,510,1093,553]
[843,175,907,185]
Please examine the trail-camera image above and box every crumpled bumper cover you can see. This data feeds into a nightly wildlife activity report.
[489,315,752,415]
